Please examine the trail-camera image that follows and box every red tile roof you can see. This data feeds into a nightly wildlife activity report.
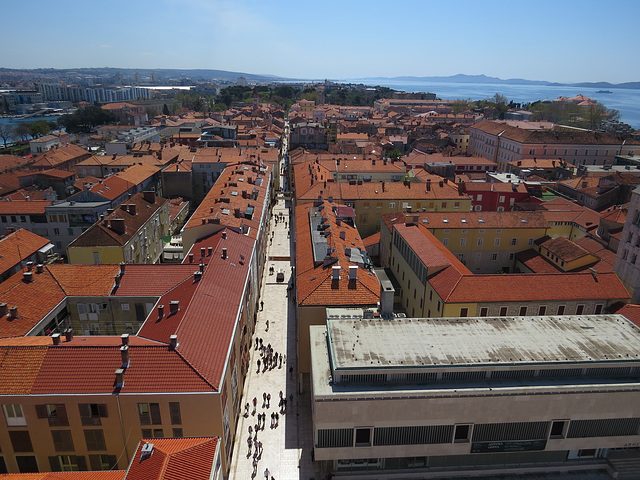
[31,144,89,169]
[0,200,49,215]
[0,473,124,480]
[0,229,51,276]
[114,265,197,296]
[125,437,218,480]
[296,201,380,307]
[0,346,47,394]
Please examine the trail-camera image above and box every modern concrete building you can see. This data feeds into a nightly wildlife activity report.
[310,313,640,478]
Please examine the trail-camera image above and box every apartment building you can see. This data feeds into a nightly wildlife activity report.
[0,229,54,283]
[0,228,258,476]
[310,313,640,478]
[294,200,380,385]
[67,191,170,265]
[380,211,549,273]
[389,222,629,319]
[615,186,640,303]
[470,120,640,171]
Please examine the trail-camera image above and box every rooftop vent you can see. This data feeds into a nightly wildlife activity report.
[23,272,33,283]
[222,248,228,259]
[0,303,7,316]
[140,443,154,460]
[65,328,73,342]
[349,265,358,280]
[9,306,18,319]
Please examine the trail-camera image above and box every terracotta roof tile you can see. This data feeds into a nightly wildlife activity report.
[115,265,198,296]
[0,346,47,394]
[0,229,51,277]
[47,264,120,296]
[125,437,218,480]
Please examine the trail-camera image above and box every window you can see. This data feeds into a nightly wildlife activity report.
[528,238,534,246]
[442,238,449,247]
[10,431,34,452]
[479,307,488,317]
[441,202,447,208]
[576,305,585,315]
[53,228,60,235]
[89,454,117,471]
[121,303,130,311]
[169,402,181,425]
[138,403,161,425]
[477,194,483,201]
[36,404,69,426]
[474,205,482,211]
[454,424,471,443]
[558,305,566,315]
[511,238,517,246]
[454,201,460,209]
[3,404,26,426]
[509,253,515,260]
[16,456,38,473]
[491,253,498,261]
[355,427,372,447]
[499,195,505,203]
[172,428,184,438]
[84,430,106,451]
[79,404,107,426]
[460,238,466,247]
[595,304,603,314]
[499,306,508,316]
[52,430,74,452]
[460,307,468,317]
[494,238,500,246]
[477,238,483,246]
[389,202,395,208]
[49,455,87,472]
[141,428,165,438]
[538,306,547,316]
[519,306,528,316]
[550,420,567,439]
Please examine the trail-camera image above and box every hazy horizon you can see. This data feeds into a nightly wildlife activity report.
[2,0,639,84]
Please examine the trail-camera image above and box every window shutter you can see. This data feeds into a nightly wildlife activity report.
[78,404,90,418]
[98,404,108,418]
[149,403,161,425]
[36,404,47,418]
[89,455,101,471]
[76,455,88,471]
[48,456,59,471]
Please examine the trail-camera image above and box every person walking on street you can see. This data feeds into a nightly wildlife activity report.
[265,468,270,479]
[260,300,264,311]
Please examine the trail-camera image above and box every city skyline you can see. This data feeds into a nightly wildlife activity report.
[2,0,639,84]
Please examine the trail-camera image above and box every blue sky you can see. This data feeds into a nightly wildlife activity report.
[2,0,639,83]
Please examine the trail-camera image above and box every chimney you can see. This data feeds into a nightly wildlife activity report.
[188,253,194,263]
[121,333,130,345]
[380,282,395,317]
[128,203,136,215]
[52,333,61,345]
[222,248,228,259]
[9,306,18,319]
[65,328,73,342]
[115,368,125,387]
[119,263,126,276]
[36,264,44,273]
[194,270,203,281]
[349,265,358,280]
[111,218,126,234]
[200,247,206,257]
[23,271,33,283]
[332,265,341,280]
[427,178,431,191]
[169,334,178,350]
[207,246,213,256]
[114,275,121,289]
[199,263,205,272]
[0,303,7,316]
[26,261,33,271]
[120,345,130,366]
[222,231,227,239]
[143,191,155,203]
[169,301,179,315]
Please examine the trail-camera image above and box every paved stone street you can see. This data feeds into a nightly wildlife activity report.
[229,195,319,480]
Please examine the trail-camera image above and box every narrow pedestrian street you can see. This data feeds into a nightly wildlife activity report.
[230,192,318,480]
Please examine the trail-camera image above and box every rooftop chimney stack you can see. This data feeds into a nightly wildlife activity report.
[26,261,33,271]
[200,247,206,257]
[188,253,194,263]
[199,263,205,272]
[222,231,227,239]
[332,265,341,280]
[52,333,61,345]
[349,265,358,280]
[120,345,130,367]
[121,334,130,345]
[222,248,228,259]
[36,264,44,274]
[65,328,73,342]
[9,306,18,319]
[169,334,178,350]
[115,369,124,387]
[169,301,179,315]
[207,246,213,256]
[0,303,7,316]
[158,304,164,317]
[23,272,33,283]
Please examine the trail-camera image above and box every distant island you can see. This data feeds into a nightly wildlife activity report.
[350,73,640,90]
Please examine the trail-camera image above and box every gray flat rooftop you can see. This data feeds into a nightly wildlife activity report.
[328,314,640,370]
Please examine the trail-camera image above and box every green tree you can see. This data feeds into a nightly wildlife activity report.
[58,105,117,133]
[451,100,469,114]
[162,103,170,115]
[28,120,51,138]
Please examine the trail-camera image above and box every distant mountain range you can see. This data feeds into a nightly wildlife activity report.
[354,73,640,90]
[2,68,638,90]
